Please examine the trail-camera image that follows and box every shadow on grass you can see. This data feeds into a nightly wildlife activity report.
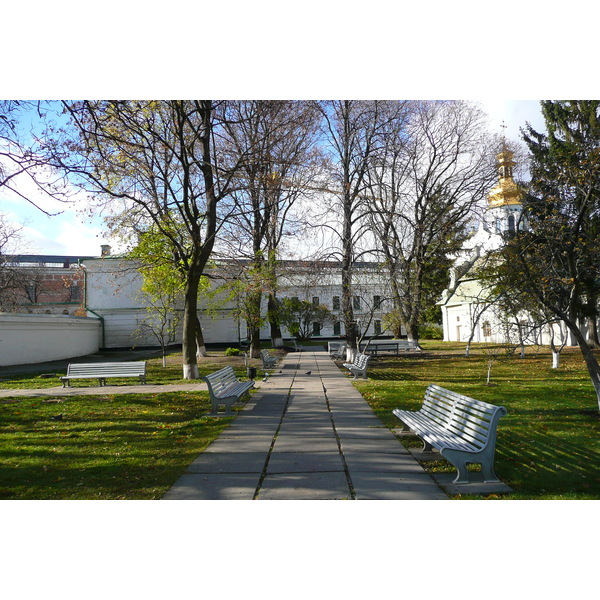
[496,428,600,495]
[0,392,238,499]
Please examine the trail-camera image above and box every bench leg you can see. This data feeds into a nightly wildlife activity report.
[211,399,235,416]
[421,440,435,453]
[481,462,501,483]
[442,450,472,484]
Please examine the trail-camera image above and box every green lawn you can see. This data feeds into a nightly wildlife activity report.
[0,350,266,500]
[351,342,600,499]
[2,343,598,499]
[0,351,264,389]
[0,390,234,499]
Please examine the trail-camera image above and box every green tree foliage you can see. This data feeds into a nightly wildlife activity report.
[496,101,600,408]
[129,225,197,366]
[277,297,333,341]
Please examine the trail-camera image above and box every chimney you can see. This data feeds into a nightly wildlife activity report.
[101,245,111,257]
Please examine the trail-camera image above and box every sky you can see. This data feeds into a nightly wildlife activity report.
[1,100,547,257]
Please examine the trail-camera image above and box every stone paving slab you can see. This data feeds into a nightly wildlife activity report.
[272,435,340,453]
[351,472,447,500]
[334,426,399,440]
[257,472,351,500]
[186,452,269,473]
[340,438,410,454]
[162,473,260,500]
[266,451,346,474]
[344,452,425,474]
[202,437,273,453]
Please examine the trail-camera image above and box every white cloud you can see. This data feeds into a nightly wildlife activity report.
[21,218,113,256]
[476,100,546,143]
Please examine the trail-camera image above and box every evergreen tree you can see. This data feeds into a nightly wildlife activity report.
[514,100,600,409]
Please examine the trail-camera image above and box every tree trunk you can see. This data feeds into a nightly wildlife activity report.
[586,316,600,349]
[486,359,493,385]
[181,272,200,379]
[249,324,261,359]
[562,316,600,411]
[268,293,283,348]
[195,316,207,358]
[405,322,421,349]
[552,350,560,369]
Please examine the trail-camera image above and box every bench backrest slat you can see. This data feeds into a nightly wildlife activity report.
[67,362,146,376]
[203,366,242,395]
[423,384,506,449]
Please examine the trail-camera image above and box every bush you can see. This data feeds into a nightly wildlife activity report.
[224,347,241,356]
[418,323,443,339]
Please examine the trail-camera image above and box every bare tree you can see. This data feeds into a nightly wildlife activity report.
[368,101,497,347]
[314,100,404,360]
[217,101,321,356]
[1,101,73,215]
[52,100,240,379]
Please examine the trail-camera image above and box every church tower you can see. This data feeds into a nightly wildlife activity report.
[484,138,525,235]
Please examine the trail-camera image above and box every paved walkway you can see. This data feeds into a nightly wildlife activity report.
[163,349,447,500]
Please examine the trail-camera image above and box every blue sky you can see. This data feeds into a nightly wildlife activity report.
[1,100,546,257]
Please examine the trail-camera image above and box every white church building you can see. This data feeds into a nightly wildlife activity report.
[439,146,578,348]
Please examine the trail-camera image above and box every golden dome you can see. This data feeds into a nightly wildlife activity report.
[487,148,523,207]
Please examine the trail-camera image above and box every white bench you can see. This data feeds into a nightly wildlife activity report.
[396,340,420,352]
[342,352,371,379]
[260,349,277,369]
[360,340,420,355]
[60,361,147,387]
[393,384,507,484]
[330,343,347,360]
[202,365,254,415]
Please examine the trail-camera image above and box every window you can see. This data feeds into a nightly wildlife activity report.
[332,296,340,310]
[483,321,492,337]
[313,322,321,336]
[373,295,381,309]
[312,296,319,306]
[374,320,382,336]
[333,321,341,336]
[353,296,361,310]
[70,283,81,302]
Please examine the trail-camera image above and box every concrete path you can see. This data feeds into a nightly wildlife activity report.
[163,348,447,500]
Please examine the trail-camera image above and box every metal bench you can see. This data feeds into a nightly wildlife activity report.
[202,365,254,415]
[393,384,507,484]
[360,340,421,355]
[342,352,371,379]
[60,361,147,387]
[396,340,420,352]
[260,349,277,369]
[330,343,347,360]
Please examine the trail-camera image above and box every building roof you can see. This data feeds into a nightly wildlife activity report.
[3,255,96,268]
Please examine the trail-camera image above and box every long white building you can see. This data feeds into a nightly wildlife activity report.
[80,255,395,349]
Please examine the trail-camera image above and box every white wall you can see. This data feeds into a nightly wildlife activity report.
[0,314,101,366]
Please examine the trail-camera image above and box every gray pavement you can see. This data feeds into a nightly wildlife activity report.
[163,348,448,500]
